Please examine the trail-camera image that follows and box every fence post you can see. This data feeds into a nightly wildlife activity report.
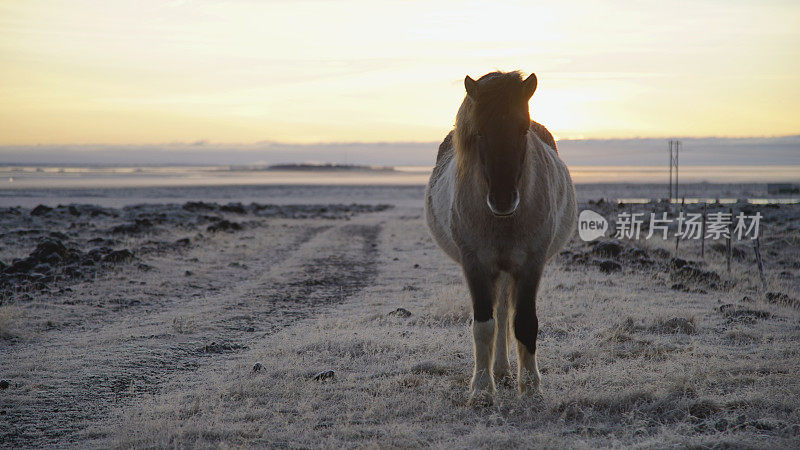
[675,197,685,254]
[700,203,707,259]
[753,236,767,291]
[726,207,733,274]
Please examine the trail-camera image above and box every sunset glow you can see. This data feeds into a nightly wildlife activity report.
[1,0,798,145]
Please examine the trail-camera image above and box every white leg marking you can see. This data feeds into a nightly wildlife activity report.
[469,318,495,405]
[516,339,542,395]
[493,296,511,381]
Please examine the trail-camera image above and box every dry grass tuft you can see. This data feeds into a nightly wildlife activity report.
[424,284,471,325]
[172,315,198,334]
[0,304,25,340]
[649,316,697,334]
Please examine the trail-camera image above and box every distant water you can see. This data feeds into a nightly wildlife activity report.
[1,165,798,190]
[0,166,429,190]
[0,181,795,210]
[568,165,800,183]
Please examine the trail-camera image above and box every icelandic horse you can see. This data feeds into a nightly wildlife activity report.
[425,71,576,404]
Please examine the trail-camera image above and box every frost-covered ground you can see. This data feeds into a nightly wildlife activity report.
[0,184,798,448]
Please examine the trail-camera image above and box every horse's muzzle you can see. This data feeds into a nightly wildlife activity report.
[486,189,520,217]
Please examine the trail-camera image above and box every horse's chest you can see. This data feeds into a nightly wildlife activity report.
[492,247,527,271]
[467,227,532,271]
[451,195,548,271]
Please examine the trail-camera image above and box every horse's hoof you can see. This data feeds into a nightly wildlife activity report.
[519,387,544,400]
[493,361,511,384]
[517,374,542,396]
[468,388,495,407]
[469,369,495,404]
[494,371,515,387]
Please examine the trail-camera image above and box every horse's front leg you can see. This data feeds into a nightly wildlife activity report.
[493,278,512,383]
[512,262,544,395]
[462,256,497,405]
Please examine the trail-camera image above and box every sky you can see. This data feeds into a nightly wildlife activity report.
[1,0,799,146]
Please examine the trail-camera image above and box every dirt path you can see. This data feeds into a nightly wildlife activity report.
[0,208,387,447]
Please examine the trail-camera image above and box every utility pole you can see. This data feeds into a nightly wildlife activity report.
[667,139,680,204]
[675,140,680,201]
[668,140,673,203]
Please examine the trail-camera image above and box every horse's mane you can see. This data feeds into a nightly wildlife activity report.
[455,71,523,138]
[452,71,555,178]
[529,120,557,152]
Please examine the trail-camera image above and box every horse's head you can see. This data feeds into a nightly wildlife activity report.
[463,71,537,217]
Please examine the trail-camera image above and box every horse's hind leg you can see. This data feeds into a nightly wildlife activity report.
[493,274,512,383]
[462,257,497,405]
[512,264,544,395]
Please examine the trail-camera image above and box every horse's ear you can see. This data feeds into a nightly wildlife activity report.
[522,73,538,99]
[464,76,478,99]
